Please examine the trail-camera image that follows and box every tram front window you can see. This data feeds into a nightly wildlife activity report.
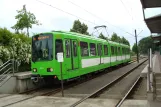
[32,33,53,62]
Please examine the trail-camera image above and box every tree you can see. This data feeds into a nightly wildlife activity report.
[0,28,13,46]
[110,33,130,46]
[12,5,40,37]
[111,33,121,43]
[98,33,108,40]
[121,37,130,46]
[70,20,89,35]
[138,36,153,54]
[132,43,137,54]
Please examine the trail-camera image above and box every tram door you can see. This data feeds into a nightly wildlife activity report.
[65,39,79,71]
[71,40,79,69]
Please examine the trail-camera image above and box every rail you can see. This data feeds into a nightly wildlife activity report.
[70,58,147,107]
[115,76,141,107]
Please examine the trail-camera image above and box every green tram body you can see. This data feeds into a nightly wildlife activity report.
[31,31,131,82]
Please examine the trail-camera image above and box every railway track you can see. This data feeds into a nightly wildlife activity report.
[70,58,147,107]
[0,58,146,107]
[115,76,142,107]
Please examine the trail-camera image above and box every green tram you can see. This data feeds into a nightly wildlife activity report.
[31,31,131,83]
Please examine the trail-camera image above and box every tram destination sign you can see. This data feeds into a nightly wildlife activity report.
[57,52,64,62]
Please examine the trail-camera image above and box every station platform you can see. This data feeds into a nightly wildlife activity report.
[0,95,160,107]
[141,52,161,77]
[141,52,161,106]
[0,71,42,94]
[13,71,32,79]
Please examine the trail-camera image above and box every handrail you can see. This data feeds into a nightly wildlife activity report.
[0,59,18,87]
[0,60,11,68]
[0,68,12,81]
[0,63,11,73]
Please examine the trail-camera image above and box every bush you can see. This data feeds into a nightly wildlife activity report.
[0,46,10,62]
[0,28,13,46]
[0,27,31,72]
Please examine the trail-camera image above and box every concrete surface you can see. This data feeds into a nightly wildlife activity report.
[0,96,151,107]
[121,100,148,107]
[6,96,81,107]
[77,98,119,107]
[0,94,11,98]
[0,71,42,94]
[2,96,120,107]
[141,54,161,77]
[0,95,33,107]
[148,101,161,107]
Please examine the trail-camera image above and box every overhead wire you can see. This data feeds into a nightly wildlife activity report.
[35,0,143,39]
[120,0,134,21]
[68,0,135,37]
[35,0,98,26]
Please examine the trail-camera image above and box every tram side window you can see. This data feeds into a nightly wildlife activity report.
[123,48,125,55]
[104,45,108,55]
[97,44,102,56]
[115,47,117,55]
[90,43,96,56]
[111,46,114,55]
[73,41,77,57]
[80,42,89,56]
[120,47,122,55]
[118,47,120,55]
[55,39,63,59]
[65,40,70,58]
[127,48,130,54]
[124,48,126,54]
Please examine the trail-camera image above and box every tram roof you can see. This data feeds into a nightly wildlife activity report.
[52,31,129,48]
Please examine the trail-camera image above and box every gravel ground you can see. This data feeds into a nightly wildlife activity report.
[52,58,147,97]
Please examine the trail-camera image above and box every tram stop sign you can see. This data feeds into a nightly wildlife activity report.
[57,52,64,62]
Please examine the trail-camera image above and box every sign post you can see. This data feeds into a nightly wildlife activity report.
[57,52,64,97]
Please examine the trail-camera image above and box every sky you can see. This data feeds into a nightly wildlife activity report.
[0,0,160,48]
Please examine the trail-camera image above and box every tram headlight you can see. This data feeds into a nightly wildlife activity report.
[47,68,53,72]
[33,68,37,72]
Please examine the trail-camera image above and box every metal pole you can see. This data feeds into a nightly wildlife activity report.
[12,59,14,76]
[135,29,139,63]
[150,48,154,92]
[147,49,151,92]
[150,48,152,70]
[60,62,64,97]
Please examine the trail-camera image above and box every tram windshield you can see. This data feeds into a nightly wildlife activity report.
[32,33,53,62]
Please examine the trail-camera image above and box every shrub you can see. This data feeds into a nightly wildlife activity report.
[0,27,31,72]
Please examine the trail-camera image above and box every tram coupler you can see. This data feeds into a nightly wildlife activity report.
[31,74,43,83]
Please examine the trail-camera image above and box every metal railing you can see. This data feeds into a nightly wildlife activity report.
[0,59,18,86]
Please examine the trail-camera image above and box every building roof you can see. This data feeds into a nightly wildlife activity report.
[145,14,161,33]
[140,0,161,39]
[140,0,161,8]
